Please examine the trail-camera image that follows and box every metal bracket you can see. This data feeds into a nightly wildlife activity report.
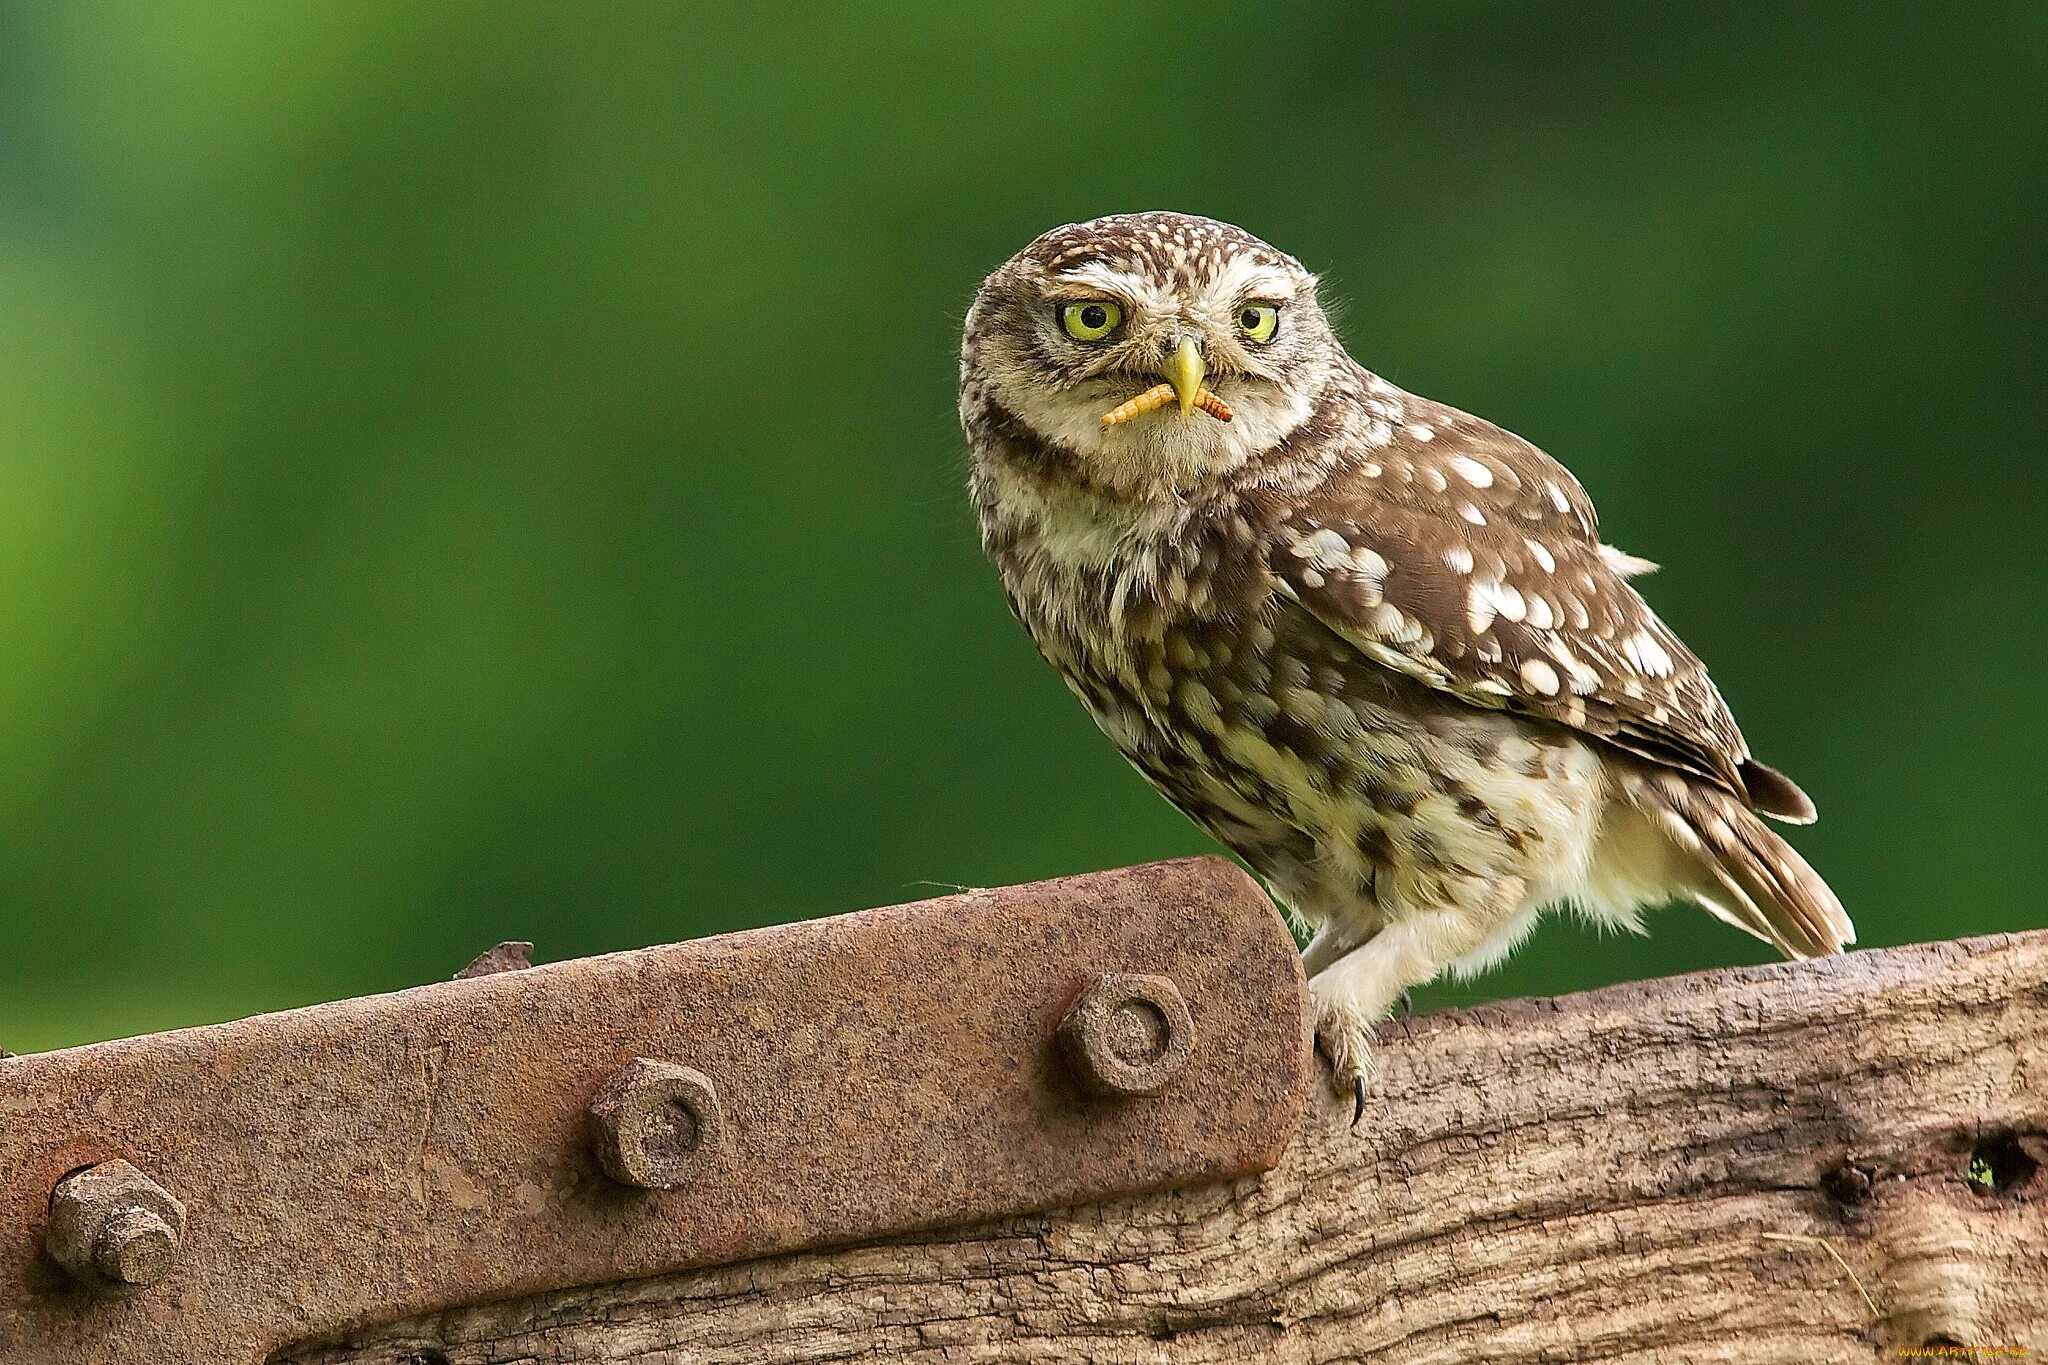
[0,857,1310,1364]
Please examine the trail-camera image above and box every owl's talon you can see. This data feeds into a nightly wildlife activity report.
[1314,1009,1377,1124]
[1395,989,1413,1020]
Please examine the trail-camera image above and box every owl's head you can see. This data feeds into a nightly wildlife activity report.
[962,212,1340,499]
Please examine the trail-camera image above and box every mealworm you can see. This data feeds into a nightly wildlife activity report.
[1100,384,1234,426]
[1100,383,1175,426]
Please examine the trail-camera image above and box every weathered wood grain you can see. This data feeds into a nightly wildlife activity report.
[282,931,2047,1364]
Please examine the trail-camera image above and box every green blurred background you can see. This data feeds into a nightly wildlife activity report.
[1,4,2041,1053]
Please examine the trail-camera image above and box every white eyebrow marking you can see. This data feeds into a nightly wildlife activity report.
[1052,262,1176,311]
[1203,255,1299,309]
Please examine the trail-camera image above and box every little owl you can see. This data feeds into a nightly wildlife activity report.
[959,212,1851,1113]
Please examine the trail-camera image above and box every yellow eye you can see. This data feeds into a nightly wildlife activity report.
[1059,300,1123,341]
[1236,303,1279,343]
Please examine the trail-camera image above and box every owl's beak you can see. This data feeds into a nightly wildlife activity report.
[1162,337,1205,418]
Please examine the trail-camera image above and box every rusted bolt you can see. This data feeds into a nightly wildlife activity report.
[45,1159,186,1295]
[1058,972,1194,1097]
[588,1058,724,1189]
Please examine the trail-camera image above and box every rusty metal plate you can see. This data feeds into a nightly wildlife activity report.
[0,857,1310,1364]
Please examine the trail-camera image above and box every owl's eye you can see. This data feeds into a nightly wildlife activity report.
[1236,303,1280,343]
[1059,300,1123,341]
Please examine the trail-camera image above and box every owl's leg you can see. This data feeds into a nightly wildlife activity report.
[1310,879,1528,1121]
[1300,919,1368,978]
[1442,903,1546,980]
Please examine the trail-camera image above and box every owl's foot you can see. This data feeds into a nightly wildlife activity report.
[1309,931,1434,1126]
[1312,1003,1380,1126]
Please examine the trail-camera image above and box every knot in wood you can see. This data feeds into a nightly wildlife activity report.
[1821,1158,1874,1205]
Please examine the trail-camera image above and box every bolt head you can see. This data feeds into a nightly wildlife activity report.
[1058,972,1194,1097]
[588,1058,724,1189]
[45,1159,186,1295]
[94,1206,179,1286]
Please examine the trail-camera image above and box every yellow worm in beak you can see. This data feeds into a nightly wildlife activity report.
[1100,384,1234,426]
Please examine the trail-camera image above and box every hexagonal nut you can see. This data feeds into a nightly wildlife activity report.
[588,1058,724,1190]
[45,1159,186,1295]
[1058,972,1194,1097]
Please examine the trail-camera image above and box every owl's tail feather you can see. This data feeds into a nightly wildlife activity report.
[1738,757,1819,825]
[1635,775,1854,960]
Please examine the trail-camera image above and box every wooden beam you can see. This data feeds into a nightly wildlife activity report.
[282,929,2048,1363]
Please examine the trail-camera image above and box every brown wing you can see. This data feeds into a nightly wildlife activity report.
[1267,385,1813,821]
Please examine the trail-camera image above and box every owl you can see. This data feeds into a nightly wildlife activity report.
[959,212,1852,1114]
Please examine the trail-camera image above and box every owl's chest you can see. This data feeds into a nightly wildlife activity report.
[1014,575,1267,771]
[985,494,1505,882]
[988,505,1353,850]
[990,506,1268,743]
